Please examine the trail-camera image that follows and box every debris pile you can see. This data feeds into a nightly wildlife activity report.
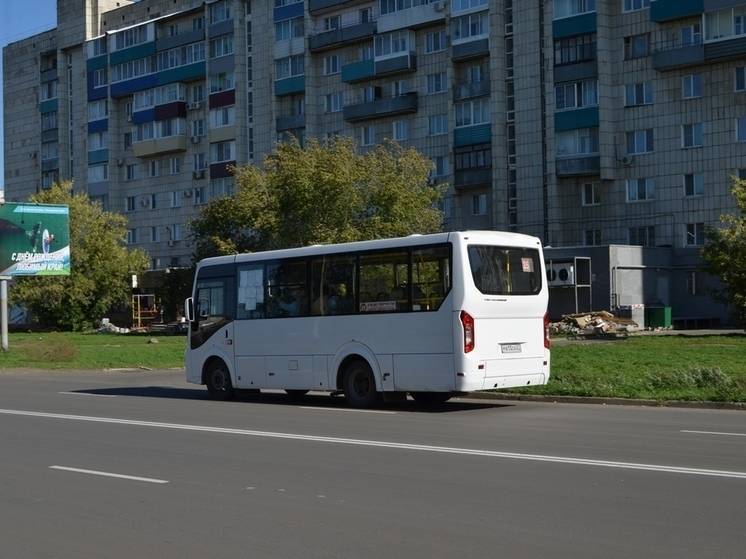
[550,311,639,339]
[97,318,130,334]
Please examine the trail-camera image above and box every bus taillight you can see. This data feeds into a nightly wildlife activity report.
[460,311,475,353]
[544,312,551,349]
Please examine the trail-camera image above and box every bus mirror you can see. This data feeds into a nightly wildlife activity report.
[185,297,194,322]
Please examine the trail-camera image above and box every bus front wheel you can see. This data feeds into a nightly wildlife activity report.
[411,392,453,406]
[343,360,380,408]
[205,361,234,401]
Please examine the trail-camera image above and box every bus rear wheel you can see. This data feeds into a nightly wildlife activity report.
[343,360,380,408]
[205,361,234,401]
[411,392,453,407]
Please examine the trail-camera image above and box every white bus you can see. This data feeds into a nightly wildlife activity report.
[184,231,550,407]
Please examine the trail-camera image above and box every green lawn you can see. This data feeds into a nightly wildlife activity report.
[1,332,745,402]
[506,335,746,402]
[0,332,185,370]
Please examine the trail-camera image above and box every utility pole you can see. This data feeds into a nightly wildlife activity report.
[1,277,8,351]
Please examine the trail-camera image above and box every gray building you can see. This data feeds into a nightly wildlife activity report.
[2,0,744,323]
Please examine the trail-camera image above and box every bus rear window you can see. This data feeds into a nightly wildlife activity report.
[467,245,542,295]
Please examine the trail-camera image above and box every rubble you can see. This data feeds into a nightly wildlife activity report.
[549,311,639,339]
[97,318,130,334]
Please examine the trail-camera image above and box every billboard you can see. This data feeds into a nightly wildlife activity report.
[0,203,70,276]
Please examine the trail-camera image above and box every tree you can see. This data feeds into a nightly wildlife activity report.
[11,182,149,330]
[702,177,746,325]
[191,137,445,258]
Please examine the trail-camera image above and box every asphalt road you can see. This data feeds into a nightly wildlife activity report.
[0,369,744,559]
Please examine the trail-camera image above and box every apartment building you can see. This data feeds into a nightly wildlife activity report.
[2,0,745,323]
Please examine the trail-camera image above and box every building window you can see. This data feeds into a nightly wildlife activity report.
[454,98,490,127]
[582,182,600,206]
[193,153,207,170]
[149,193,157,210]
[126,164,137,181]
[192,84,205,103]
[210,34,234,58]
[88,131,108,151]
[87,163,108,183]
[194,186,206,205]
[472,194,487,216]
[624,34,650,60]
[324,15,341,30]
[374,30,410,58]
[556,79,598,110]
[584,229,602,246]
[681,23,702,46]
[736,67,746,92]
[624,81,653,106]
[451,0,489,13]
[125,196,136,212]
[156,43,206,72]
[209,106,235,128]
[554,0,595,18]
[432,155,450,178]
[705,7,746,42]
[554,34,596,65]
[737,117,746,142]
[392,120,409,141]
[192,118,205,137]
[429,114,448,136]
[427,72,447,94]
[683,174,704,197]
[555,128,599,157]
[170,191,181,208]
[210,140,235,163]
[275,17,304,41]
[682,123,703,148]
[41,141,59,160]
[114,25,148,50]
[682,74,702,98]
[687,272,699,295]
[623,0,650,12]
[210,178,234,199]
[629,226,655,247]
[41,111,58,131]
[426,30,446,54]
[451,13,489,43]
[275,55,304,79]
[359,125,374,146]
[171,224,183,241]
[323,55,340,76]
[127,229,137,244]
[209,72,235,93]
[626,178,655,202]
[626,129,654,154]
[209,0,232,24]
[685,223,705,246]
[91,69,107,89]
[193,16,204,31]
[111,57,153,83]
[87,99,108,121]
[455,146,491,170]
[325,92,343,113]
[169,157,181,175]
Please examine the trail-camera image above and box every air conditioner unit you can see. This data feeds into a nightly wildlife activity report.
[547,262,575,287]
[190,136,201,144]
[433,1,445,11]
[618,156,634,166]
[182,189,193,198]
[192,169,205,179]
[188,101,202,110]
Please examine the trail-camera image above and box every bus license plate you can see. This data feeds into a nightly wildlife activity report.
[501,343,522,354]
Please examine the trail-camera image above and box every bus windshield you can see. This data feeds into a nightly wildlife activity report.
[467,245,542,296]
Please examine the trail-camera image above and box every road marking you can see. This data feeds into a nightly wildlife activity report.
[299,406,396,415]
[49,466,168,484]
[59,392,116,398]
[1,408,745,480]
[681,430,746,438]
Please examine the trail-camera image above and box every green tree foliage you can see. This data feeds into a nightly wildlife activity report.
[191,137,445,258]
[702,178,746,325]
[11,182,149,330]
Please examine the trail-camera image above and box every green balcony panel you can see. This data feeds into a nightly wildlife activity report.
[87,149,109,165]
[109,42,156,66]
[86,55,108,72]
[650,0,703,23]
[157,61,206,85]
[39,99,58,114]
[341,59,374,83]
[454,123,492,147]
[274,75,306,96]
[554,107,599,132]
[553,12,596,39]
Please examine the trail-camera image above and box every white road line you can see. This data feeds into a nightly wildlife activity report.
[49,466,168,484]
[681,430,746,438]
[59,392,117,398]
[1,408,745,480]
[299,406,396,415]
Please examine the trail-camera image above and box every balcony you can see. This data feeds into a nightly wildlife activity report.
[652,39,704,71]
[309,21,376,52]
[650,0,703,23]
[451,38,489,62]
[40,67,58,83]
[39,99,58,114]
[454,123,491,147]
[374,52,416,77]
[275,75,305,96]
[343,92,418,122]
[87,149,109,165]
[552,12,596,39]
[453,81,490,101]
[454,168,492,191]
[341,59,374,83]
[377,2,446,33]
[133,135,187,158]
[554,107,599,132]
[555,155,600,177]
[309,0,368,15]
[276,114,306,131]
[553,59,597,82]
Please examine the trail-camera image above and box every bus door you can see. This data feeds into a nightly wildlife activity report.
[191,274,235,374]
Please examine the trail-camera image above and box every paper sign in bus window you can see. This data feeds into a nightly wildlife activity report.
[521,257,534,273]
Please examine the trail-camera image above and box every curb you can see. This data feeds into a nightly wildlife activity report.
[461,392,746,411]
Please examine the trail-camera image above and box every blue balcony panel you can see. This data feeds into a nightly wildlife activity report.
[111,74,158,97]
[275,75,305,96]
[454,123,492,147]
[650,0,703,22]
[451,38,489,62]
[554,107,599,132]
[274,2,304,21]
[86,55,108,72]
[132,108,156,124]
[553,12,597,39]
[208,19,234,37]
[157,61,206,85]
[156,29,205,51]
[87,119,108,133]
[88,149,109,165]
[341,59,374,83]
[556,156,600,177]
[109,41,156,66]
[39,99,58,114]
[554,60,597,82]
[652,44,704,71]
[87,85,109,101]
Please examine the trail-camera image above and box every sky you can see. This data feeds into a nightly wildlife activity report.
[0,0,58,192]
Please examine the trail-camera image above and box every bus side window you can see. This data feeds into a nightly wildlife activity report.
[359,250,409,313]
[195,280,227,323]
[412,246,451,312]
[311,255,356,316]
[266,260,308,318]
[237,264,265,319]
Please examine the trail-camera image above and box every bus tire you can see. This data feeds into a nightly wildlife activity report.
[343,359,380,408]
[205,360,234,401]
[411,392,453,407]
[285,389,309,399]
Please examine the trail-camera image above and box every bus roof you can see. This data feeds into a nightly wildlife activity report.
[196,230,542,269]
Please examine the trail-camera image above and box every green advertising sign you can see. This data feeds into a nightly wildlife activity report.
[0,203,71,276]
